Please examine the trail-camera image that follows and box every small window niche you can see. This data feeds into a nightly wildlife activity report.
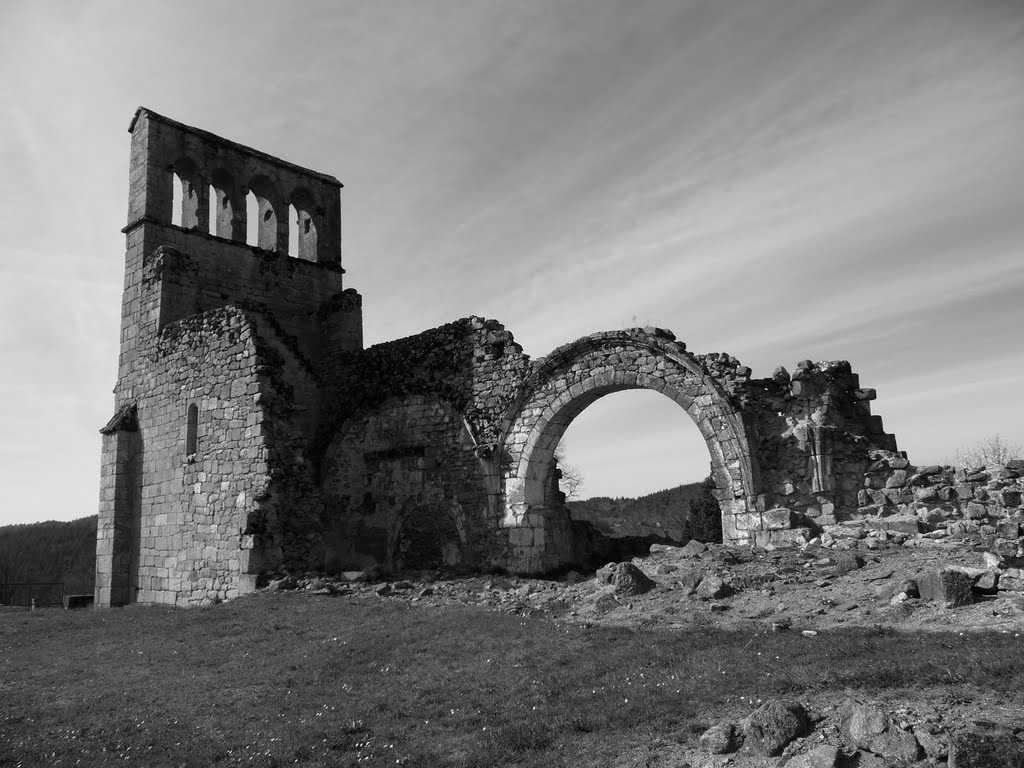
[185,403,199,460]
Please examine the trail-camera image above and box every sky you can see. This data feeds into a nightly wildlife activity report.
[1,0,1023,525]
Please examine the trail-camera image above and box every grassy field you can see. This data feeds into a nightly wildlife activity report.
[2,593,1022,768]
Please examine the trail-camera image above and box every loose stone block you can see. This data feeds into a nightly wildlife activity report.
[918,568,974,607]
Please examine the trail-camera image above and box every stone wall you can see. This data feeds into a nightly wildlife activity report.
[729,360,899,547]
[320,395,487,572]
[826,452,1024,543]
[99,308,268,605]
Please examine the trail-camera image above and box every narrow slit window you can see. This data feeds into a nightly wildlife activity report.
[185,403,199,455]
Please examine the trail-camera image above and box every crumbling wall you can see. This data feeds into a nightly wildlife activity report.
[830,452,1024,542]
[729,359,899,546]
[321,395,487,572]
[315,317,531,572]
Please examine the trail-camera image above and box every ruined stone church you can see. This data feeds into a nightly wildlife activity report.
[96,108,900,607]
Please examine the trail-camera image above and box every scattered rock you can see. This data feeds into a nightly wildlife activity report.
[839,700,920,762]
[695,574,734,600]
[596,562,656,596]
[699,722,740,754]
[785,743,840,768]
[584,587,619,615]
[918,568,974,607]
[267,576,298,591]
[675,570,703,595]
[914,726,948,760]
[679,540,709,558]
[742,700,808,756]
[831,553,865,575]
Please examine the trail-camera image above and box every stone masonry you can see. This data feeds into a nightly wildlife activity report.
[97,109,981,607]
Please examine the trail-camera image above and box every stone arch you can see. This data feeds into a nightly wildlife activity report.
[498,329,762,572]
[244,174,286,253]
[288,186,321,262]
[208,168,246,241]
[169,156,207,232]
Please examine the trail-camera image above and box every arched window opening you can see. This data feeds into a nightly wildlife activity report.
[554,389,718,548]
[210,169,243,241]
[290,188,320,262]
[247,176,283,252]
[257,198,279,251]
[171,172,183,227]
[287,204,299,258]
[170,159,206,233]
[245,191,258,245]
[185,403,199,456]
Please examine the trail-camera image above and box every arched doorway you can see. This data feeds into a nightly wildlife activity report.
[555,388,715,558]
[499,329,761,573]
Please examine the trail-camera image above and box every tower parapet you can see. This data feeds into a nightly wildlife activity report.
[126,107,342,264]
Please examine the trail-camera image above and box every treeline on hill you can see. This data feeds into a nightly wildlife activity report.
[0,516,96,604]
[567,475,721,544]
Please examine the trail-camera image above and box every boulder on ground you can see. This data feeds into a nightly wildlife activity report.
[679,540,708,558]
[742,700,809,756]
[695,574,735,600]
[675,569,703,596]
[918,568,974,607]
[596,562,656,596]
[831,553,866,575]
[698,722,740,754]
[839,700,920,762]
[584,586,619,615]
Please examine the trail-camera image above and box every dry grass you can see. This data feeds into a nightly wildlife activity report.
[2,593,1022,767]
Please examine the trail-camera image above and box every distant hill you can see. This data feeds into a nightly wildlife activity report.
[0,516,96,604]
[567,480,708,541]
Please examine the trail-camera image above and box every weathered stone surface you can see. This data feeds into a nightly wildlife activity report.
[831,553,865,575]
[948,728,1024,768]
[267,576,298,591]
[742,700,809,756]
[698,722,740,754]
[914,727,948,760]
[675,570,703,596]
[839,700,920,762]
[785,744,841,768]
[595,562,655,596]
[918,568,974,607]
[695,574,734,600]
[678,540,708,557]
[585,587,619,615]
[999,568,1024,592]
